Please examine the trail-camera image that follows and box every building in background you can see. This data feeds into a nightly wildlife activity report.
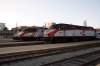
[46,22,56,28]
[11,26,30,33]
[0,22,5,31]
[83,20,87,26]
[0,22,13,38]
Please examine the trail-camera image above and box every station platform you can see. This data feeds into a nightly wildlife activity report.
[0,40,100,55]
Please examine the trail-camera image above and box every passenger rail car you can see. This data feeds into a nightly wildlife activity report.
[44,23,96,44]
[18,27,47,41]
[96,29,100,39]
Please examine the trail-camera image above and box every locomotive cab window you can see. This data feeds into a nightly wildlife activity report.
[65,24,72,28]
[59,26,66,30]
[23,29,28,32]
[48,25,59,29]
[32,28,37,32]
[56,24,65,30]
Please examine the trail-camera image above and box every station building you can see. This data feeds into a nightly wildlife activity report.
[0,22,14,38]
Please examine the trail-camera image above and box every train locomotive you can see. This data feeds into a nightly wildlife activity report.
[18,27,47,41]
[44,23,96,44]
[13,28,22,40]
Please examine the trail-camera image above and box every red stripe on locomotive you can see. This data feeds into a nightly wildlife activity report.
[19,32,27,37]
[48,29,59,37]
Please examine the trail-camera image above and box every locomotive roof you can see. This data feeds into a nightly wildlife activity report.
[23,28,37,32]
[23,27,47,32]
[51,23,94,29]
[37,27,48,29]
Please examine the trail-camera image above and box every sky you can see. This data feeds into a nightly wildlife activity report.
[0,0,100,30]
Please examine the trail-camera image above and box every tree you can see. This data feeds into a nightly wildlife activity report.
[3,27,8,31]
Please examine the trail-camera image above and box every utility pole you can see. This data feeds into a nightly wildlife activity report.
[16,22,17,28]
[15,22,17,33]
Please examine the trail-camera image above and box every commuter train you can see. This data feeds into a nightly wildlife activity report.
[44,23,98,44]
[17,27,47,41]
[96,28,100,39]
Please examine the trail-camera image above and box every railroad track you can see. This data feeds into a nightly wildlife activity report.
[0,39,41,43]
[0,41,100,66]
[43,50,100,66]
[0,41,44,48]
[0,39,19,42]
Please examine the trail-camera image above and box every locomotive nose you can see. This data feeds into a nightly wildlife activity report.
[18,32,26,37]
[44,30,49,37]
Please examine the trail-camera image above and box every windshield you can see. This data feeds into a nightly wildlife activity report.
[23,28,37,32]
[48,25,59,30]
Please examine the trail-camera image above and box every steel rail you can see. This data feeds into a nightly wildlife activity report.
[0,42,100,66]
[0,41,44,48]
[43,50,100,66]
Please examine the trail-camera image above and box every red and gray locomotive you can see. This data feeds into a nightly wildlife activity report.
[18,27,47,41]
[13,27,22,40]
[44,23,96,43]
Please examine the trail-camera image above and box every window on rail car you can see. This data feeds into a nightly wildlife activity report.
[22,28,37,32]
[53,24,66,30]
[26,28,31,32]
[23,29,29,32]
[53,24,69,30]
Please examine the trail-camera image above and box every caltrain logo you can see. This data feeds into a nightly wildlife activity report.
[34,32,38,37]
[80,30,85,36]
